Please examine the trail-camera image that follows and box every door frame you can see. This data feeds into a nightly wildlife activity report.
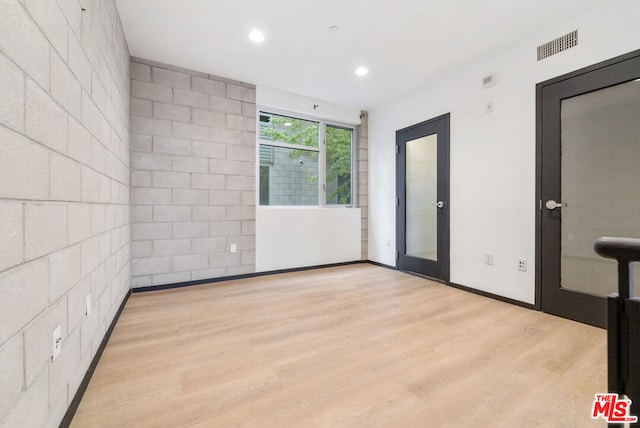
[396,113,450,282]
[535,49,640,327]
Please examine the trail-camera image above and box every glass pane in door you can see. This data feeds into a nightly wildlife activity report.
[560,79,640,296]
[405,134,438,260]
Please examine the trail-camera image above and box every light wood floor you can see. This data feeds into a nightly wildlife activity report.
[71,264,607,427]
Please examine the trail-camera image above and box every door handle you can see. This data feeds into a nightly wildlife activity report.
[434,201,446,209]
[545,200,567,210]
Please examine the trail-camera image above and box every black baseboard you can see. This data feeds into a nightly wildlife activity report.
[132,260,368,293]
[366,260,398,271]
[131,261,533,311]
[447,281,535,310]
[397,269,534,310]
[59,290,131,428]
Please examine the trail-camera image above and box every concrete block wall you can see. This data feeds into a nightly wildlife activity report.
[265,148,319,205]
[130,57,256,287]
[0,0,130,426]
[358,112,369,260]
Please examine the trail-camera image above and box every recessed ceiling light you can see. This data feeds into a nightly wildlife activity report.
[248,30,265,43]
[355,66,369,77]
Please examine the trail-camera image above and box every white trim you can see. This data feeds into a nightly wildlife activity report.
[257,139,320,152]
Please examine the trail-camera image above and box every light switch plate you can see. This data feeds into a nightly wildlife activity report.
[484,253,494,265]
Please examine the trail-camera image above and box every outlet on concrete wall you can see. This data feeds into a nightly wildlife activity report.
[52,326,62,362]
[86,294,92,316]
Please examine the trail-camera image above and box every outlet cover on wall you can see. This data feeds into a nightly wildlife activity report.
[484,253,494,265]
[485,101,494,113]
[52,325,62,361]
[230,243,237,253]
[86,294,92,316]
[518,258,527,272]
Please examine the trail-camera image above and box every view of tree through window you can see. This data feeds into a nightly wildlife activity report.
[259,113,319,147]
[326,125,352,204]
[259,112,353,206]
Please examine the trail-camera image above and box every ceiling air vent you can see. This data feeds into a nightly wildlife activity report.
[537,30,578,61]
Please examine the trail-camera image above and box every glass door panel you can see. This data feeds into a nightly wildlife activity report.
[560,80,640,297]
[405,134,438,261]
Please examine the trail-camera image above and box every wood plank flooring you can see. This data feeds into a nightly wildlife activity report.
[71,264,607,427]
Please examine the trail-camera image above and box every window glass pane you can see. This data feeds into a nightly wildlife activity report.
[259,144,319,205]
[259,165,270,205]
[259,112,319,147]
[325,125,352,205]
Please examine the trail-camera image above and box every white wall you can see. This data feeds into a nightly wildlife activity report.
[368,0,640,303]
[256,207,361,271]
[255,87,364,271]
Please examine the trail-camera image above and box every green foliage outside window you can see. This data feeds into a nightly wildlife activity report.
[326,126,352,204]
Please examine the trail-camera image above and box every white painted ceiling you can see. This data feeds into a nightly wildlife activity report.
[116,0,601,110]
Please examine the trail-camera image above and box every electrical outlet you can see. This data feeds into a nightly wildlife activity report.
[518,258,527,272]
[52,325,62,361]
[230,243,237,253]
[386,239,391,247]
[484,253,494,265]
[86,294,92,316]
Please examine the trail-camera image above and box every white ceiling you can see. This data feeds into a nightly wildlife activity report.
[116,0,602,110]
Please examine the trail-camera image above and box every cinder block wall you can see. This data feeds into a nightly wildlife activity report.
[129,58,256,287]
[266,148,318,205]
[0,0,131,426]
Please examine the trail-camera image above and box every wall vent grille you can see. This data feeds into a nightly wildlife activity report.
[482,74,495,88]
[537,30,578,61]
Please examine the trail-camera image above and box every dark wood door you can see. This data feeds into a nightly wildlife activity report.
[537,50,640,327]
[396,114,450,281]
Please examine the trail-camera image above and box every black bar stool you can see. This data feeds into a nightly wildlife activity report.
[594,237,640,425]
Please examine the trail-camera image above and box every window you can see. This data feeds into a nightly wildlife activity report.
[325,125,353,205]
[258,111,354,206]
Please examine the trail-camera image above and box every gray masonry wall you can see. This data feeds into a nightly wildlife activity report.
[262,147,319,205]
[129,58,256,287]
[0,0,131,426]
[358,112,369,260]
